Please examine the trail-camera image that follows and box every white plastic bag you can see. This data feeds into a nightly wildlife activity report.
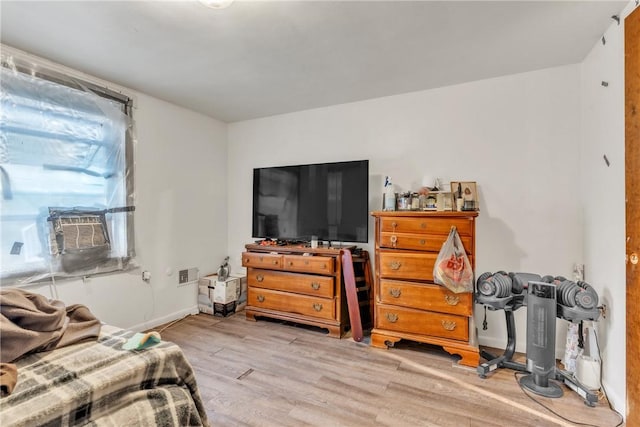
[433,227,474,293]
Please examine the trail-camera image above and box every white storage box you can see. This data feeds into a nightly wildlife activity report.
[198,293,214,315]
[198,274,216,295]
[213,277,239,303]
[229,274,247,311]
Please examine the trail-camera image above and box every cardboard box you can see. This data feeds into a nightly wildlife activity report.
[213,277,239,303]
[198,293,214,315]
[199,274,216,296]
[229,274,247,312]
[198,274,244,314]
[214,301,236,317]
[198,274,217,293]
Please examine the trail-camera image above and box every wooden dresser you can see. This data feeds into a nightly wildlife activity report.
[370,211,479,367]
[242,244,354,337]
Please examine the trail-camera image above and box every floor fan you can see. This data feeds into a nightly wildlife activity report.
[519,281,563,398]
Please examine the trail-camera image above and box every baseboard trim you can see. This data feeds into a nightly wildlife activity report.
[129,305,199,332]
[478,336,565,360]
[601,379,625,419]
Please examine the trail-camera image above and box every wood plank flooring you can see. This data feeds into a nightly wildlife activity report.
[158,313,623,426]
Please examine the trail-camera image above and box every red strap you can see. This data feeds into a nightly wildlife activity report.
[341,249,363,342]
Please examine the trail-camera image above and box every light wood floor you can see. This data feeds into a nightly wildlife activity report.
[159,312,623,427]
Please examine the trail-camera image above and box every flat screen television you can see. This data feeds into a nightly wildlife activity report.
[252,160,369,243]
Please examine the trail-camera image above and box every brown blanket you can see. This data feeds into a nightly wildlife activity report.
[0,363,17,397]
[0,289,101,363]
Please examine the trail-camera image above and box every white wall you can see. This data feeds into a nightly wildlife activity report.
[6,46,229,331]
[227,64,583,358]
[579,1,636,414]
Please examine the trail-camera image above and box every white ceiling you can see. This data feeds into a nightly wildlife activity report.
[0,1,628,123]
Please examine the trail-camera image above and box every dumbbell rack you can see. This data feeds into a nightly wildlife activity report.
[477,294,528,376]
[476,289,601,407]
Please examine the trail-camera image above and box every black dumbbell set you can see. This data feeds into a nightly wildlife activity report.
[475,271,601,406]
[476,271,600,321]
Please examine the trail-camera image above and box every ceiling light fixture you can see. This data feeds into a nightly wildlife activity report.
[199,0,235,9]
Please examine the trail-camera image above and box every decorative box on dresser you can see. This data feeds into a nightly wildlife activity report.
[370,211,480,367]
[242,244,354,338]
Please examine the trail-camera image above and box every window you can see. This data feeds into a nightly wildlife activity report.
[0,56,135,284]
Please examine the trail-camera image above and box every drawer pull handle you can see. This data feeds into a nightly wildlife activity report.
[257,295,265,303]
[289,261,294,266]
[304,260,309,265]
[311,282,321,290]
[322,264,327,269]
[244,258,249,264]
[444,295,459,305]
[273,260,279,265]
[386,313,398,323]
[420,222,427,229]
[419,239,426,245]
[390,235,398,248]
[441,320,456,331]
[259,256,264,262]
[313,303,323,312]
[389,288,401,298]
[391,221,398,229]
[256,274,264,282]
[390,260,402,270]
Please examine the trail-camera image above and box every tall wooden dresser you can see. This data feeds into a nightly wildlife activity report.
[370,211,479,367]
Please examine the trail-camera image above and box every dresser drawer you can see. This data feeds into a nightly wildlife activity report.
[282,255,335,274]
[379,279,472,316]
[242,252,282,269]
[378,251,438,281]
[379,232,473,254]
[248,288,335,320]
[247,268,334,298]
[376,304,469,341]
[379,216,473,236]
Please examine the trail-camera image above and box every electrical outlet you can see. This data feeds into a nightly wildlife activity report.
[573,263,584,281]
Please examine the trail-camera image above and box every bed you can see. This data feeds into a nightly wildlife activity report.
[0,324,209,426]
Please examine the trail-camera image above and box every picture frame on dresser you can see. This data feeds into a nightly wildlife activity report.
[450,181,478,211]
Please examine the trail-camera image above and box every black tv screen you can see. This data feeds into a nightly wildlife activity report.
[252,160,369,243]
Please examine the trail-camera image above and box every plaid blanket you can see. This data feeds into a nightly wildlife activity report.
[0,325,209,427]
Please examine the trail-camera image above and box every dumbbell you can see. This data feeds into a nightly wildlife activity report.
[476,271,512,298]
[508,272,542,294]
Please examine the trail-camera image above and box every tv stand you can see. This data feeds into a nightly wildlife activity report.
[242,243,369,338]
